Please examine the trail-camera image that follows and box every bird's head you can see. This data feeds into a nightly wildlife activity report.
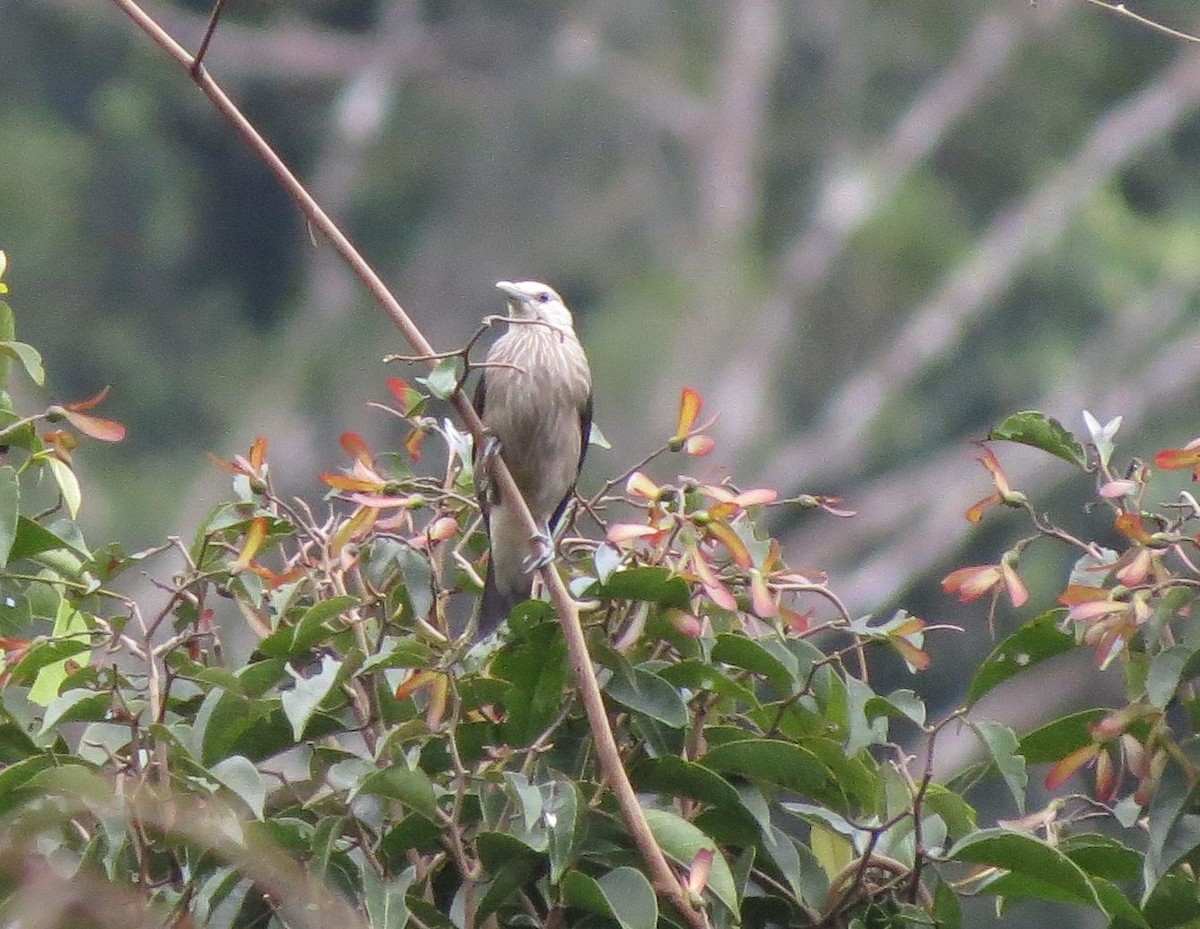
[496,280,575,332]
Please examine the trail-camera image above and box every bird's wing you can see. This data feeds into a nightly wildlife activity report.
[577,391,594,477]
[471,373,496,512]
[550,391,593,531]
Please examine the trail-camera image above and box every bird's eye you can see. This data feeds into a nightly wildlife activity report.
[537,291,551,303]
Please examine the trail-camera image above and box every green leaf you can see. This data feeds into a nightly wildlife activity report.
[933,881,962,929]
[633,757,747,812]
[492,622,568,747]
[0,340,44,385]
[363,866,413,929]
[604,665,689,728]
[642,808,739,914]
[475,832,543,921]
[27,602,92,706]
[948,828,1101,908]
[711,633,798,697]
[1145,743,1200,898]
[1059,834,1141,882]
[354,765,438,820]
[421,357,463,399]
[39,688,111,736]
[561,867,657,929]
[0,466,19,567]
[702,739,842,809]
[762,823,826,907]
[1018,709,1107,763]
[921,784,978,840]
[258,595,357,659]
[657,659,757,706]
[988,410,1087,469]
[210,755,267,819]
[966,610,1074,706]
[864,688,926,728]
[45,457,81,519]
[972,720,1027,815]
[593,565,691,609]
[280,654,342,740]
[545,778,583,885]
[9,516,87,564]
[1148,645,1193,710]
[810,823,854,882]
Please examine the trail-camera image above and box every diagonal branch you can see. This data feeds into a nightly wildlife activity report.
[105,2,708,925]
[761,34,1200,494]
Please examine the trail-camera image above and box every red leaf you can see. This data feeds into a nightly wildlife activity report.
[63,409,126,442]
[1045,742,1100,790]
[1155,441,1200,471]
[340,431,374,466]
[673,388,703,443]
[63,386,111,412]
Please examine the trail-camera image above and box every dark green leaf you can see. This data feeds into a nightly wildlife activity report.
[0,466,19,568]
[947,828,1100,908]
[1018,709,1107,763]
[39,689,112,735]
[592,566,691,609]
[8,637,92,686]
[711,633,798,697]
[546,778,583,885]
[257,595,357,659]
[9,516,86,564]
[604,665,688,728]
[702,739,842,809]
[988,411,1087,469]
[354,766,438,820]
[920,785,978,840]
[1145,743,1200,896]
[933,880,962,929]
[1059,834,1140,881]
[967,610,1074,706]
[493,622,568,747]
[633,757,747,813]
[657,659,757,706]
[561,867,657,929]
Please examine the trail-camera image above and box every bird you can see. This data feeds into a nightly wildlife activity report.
[473,280,593,636]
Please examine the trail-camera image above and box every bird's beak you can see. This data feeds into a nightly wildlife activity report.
[495,281,523,303]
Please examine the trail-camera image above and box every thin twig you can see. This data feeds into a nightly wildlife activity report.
[1083,0,1200,43]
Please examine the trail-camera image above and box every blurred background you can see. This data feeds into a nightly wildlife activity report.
[5,0,1200,921]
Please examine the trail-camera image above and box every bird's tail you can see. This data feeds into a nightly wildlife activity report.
[478,556,527,638]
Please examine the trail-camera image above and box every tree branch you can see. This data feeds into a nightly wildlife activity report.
[105,1,706,924]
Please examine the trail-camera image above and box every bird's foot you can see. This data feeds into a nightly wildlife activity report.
[476,433,501,499]
[522,526,555,574]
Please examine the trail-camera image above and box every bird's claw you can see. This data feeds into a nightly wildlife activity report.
[522,528,555,574]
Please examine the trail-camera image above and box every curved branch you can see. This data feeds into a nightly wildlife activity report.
[105,2,706,925]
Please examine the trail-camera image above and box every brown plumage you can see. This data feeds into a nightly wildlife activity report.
[474,280,593,635]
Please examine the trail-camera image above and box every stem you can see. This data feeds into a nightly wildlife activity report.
[105,4,705,922]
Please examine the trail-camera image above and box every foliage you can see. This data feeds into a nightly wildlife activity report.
[0,247,1197,929]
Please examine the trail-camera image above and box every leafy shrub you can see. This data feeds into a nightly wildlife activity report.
[3,244,1200,929]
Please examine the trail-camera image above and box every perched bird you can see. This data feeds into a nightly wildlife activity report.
[474,280,593,635]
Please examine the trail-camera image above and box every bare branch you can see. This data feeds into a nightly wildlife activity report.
[106,2,707,923]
